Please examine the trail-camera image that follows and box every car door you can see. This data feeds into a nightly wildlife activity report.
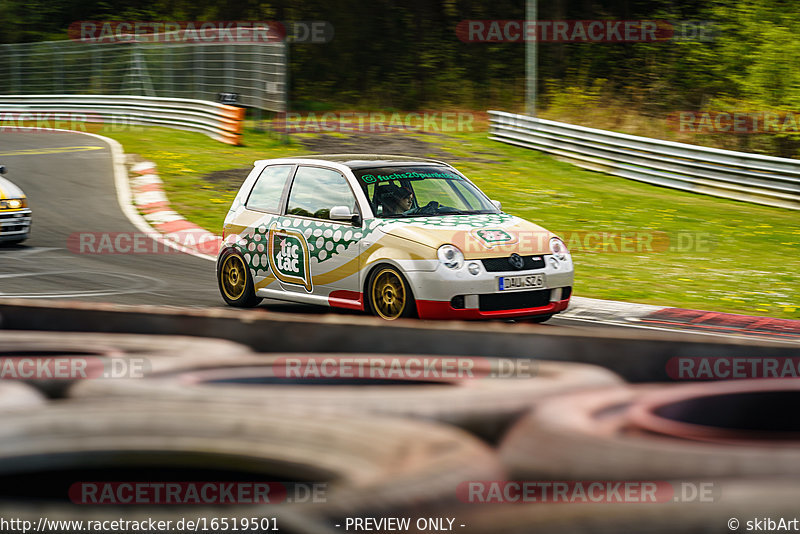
[276,165,363,303]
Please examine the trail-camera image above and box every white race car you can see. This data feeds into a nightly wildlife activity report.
[217,155,573,321]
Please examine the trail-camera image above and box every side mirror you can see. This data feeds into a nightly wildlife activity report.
[0,165,6,175]
[329,205,362,226]
[490,199,502,211]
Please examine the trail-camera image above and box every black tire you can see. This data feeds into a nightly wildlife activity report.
[0,399,503,522]
[0,331,253,398]
[217,248,262,308]
[70,355,623,443]
[365,264,415,320]
[0,331,253,359]
[499,382,800,480]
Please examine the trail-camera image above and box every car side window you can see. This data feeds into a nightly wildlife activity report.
[286,166,356,221]
[246,165,295,213]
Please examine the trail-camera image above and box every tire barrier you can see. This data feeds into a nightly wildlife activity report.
[0,330,253,397]
[627,379,800,443]
[444,479,800,534]
[0,381,46,409]
[68,355,624,442]
[499,380,800,479]
[3,298,797,383]
[0,399,504,525]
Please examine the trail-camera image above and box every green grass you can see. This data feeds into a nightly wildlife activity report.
[105,125,800,319]
[109,127,306,232]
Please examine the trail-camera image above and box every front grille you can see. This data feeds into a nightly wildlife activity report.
[0,212,31,234]
[481,255,546,272]
[562,286,572,299]
[479,289,551,312]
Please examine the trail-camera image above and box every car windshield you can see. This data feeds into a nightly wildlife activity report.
[354,166,500,218]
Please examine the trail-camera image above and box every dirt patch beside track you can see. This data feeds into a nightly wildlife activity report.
[199,131,497,190]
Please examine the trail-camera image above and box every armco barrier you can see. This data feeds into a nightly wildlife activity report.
[489,110,800,210]
[0,95,245,145]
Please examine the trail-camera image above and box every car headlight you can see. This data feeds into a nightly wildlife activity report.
[550,237,569,261]
[437,244,464,270]
[4,198,26,209]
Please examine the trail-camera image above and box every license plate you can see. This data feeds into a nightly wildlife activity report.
[499,274,545,291]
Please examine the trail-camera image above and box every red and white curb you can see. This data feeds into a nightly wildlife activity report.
[562,296,800,342]
[129,161,221,258]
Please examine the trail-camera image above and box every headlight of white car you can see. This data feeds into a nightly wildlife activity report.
[4,198,25,209]
[549,237,570,261]
[437,244,464,270]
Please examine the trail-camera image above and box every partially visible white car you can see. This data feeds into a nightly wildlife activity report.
[0,165,32,244]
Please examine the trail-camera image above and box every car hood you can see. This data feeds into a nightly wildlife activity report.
[0,177,25,199]
[372,213,556,258]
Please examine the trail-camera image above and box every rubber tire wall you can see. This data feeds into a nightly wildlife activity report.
[68,355,624,442]
[0,399,504,526]
[499,384,800,479]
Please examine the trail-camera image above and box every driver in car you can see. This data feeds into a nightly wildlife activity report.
[379,185,414,216]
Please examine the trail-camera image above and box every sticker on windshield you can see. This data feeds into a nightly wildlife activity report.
[268,223,313,292]
[360,171,461,183]
[471,228,518,249]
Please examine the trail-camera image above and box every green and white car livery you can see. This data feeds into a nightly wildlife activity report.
[217,155,573,321]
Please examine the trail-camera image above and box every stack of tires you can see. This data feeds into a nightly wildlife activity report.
[2,330,798,533]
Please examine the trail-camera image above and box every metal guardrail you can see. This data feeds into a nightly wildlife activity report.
[0,94,245,145]
[489,110,800,210]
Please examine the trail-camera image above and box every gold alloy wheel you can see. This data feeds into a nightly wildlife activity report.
[220,254,247,301]
[371,268,407,320]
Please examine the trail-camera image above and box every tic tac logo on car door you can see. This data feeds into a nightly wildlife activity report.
[267,223,313,292]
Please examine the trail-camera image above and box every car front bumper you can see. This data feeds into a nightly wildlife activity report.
[404,255,574,320]
[0,209,31,242]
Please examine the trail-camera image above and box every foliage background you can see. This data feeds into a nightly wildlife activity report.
[3,0,800,155]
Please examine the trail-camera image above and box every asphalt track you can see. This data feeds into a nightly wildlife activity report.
[0,131,223,306]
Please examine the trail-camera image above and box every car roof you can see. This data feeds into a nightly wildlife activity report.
[256,154,450,170]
